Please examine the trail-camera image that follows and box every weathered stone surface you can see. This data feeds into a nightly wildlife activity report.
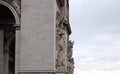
[0,0,73,74]
[20,0,55,71]
[56,1,74,74]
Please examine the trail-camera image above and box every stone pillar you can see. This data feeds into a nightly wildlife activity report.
[0,30,4,74]
[15,29,20,74]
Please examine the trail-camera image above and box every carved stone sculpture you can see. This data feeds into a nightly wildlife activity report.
[56,27,66,70]
[67,40,74,74]
[12,0,21,14]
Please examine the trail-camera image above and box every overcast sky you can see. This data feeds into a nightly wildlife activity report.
[69,0,120,74]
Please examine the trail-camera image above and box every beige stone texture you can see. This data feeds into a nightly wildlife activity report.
[0,0,73,74]
[20,0,55,71]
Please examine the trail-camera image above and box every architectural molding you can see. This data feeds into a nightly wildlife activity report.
[0,0,20,25]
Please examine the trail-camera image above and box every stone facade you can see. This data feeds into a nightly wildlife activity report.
[0,0,74,74]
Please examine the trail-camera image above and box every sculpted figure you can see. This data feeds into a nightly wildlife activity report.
[67,40,74,58]
[67,58,74,74]
[70,58,74,74]
[56,28,66,70]
[67,40,74,74]
[67,58,71,74]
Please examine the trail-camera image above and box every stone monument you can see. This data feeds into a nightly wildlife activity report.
[0,0,74,74]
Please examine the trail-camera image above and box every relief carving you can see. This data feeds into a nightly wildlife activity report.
[56,9,67,70]
[56,0,73,72]
[12,0,21,14]
[67,40,74,58]
[56,26,66,70]
[67,58,74,74]
[56,10,74,72]
[67,40,74,74]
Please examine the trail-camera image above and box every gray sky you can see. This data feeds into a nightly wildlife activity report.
[69,0,120,74]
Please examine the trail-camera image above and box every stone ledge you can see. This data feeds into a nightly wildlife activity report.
[19,72,55,74]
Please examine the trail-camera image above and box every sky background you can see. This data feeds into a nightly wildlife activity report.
[69,0,120,74]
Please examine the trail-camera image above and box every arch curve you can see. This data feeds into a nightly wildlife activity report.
[0,0,20,25]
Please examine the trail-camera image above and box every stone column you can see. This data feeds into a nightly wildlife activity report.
[15,28,20,74]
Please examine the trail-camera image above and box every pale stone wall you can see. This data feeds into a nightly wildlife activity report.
[20,0,55,72]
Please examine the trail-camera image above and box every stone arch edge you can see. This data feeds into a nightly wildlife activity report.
[0,0,20,26]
